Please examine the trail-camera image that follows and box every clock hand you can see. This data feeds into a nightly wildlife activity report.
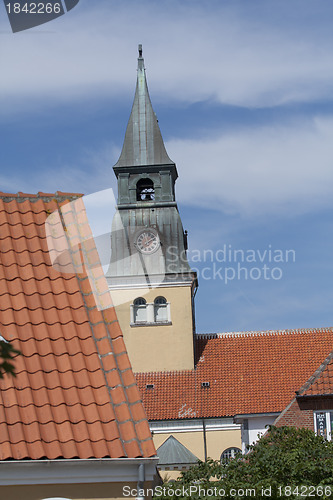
[145,237,155,246]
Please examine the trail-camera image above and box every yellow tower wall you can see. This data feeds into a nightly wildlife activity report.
[110,285,195,373]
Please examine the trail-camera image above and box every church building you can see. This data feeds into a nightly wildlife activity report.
[106,45,197,374]
[107,46,333,479]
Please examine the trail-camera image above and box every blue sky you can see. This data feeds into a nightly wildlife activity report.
[1,0,333,333]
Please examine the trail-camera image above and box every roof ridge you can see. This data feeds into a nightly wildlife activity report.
[0,400,112,409]
[0,289,81,298]
[0,191,83,203]
[1,319,89,327]
[196,327,333,339]
[297,350,333,396]
[0,220,46,228]
[0,236,50,243]
[0,275,76,282]
[0,381,105,391]
[0,304,86,313]
[135,369,195,377]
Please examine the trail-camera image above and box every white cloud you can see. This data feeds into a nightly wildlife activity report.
[169,116,333,217]
[1,0,333,112]
[10,114,333,220]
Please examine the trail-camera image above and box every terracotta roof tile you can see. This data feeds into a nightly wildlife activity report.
[141,438,157,458]
[124,440,142,458]
[114,403,132,423]
[131,401,149,422]
[116,353,132,372]
[0,192,155,460]
[102,354,118,374]
[136,328,333,420]
[105,369,122,389]
[135,419,152,441]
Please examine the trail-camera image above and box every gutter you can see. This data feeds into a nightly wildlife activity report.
[0,457,159,486]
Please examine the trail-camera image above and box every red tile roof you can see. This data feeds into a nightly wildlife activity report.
[297,350,333,397]
[0,192,155,460]
[136,329,333,420]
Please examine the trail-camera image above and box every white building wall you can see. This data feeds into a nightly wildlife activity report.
[240,415,278,454]
[248,416,276,445]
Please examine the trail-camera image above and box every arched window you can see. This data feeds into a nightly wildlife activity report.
[154,296,167,322]
[136,178,155,201]
[220,447,241,463]
[133,297,147,323]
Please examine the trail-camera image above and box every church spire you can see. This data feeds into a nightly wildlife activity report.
[114,45,174,168]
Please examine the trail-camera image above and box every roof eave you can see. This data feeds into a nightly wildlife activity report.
[0,457,159,486]
[234,412,280,422]
[113,163,178,180]
[296,393,333,399]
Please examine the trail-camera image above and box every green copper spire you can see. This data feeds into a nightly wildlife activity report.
[114,45,174,168]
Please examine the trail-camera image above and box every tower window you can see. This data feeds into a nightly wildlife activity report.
[154,296,167,322]
[130,297,171,326]
[136,178,155,201]
[133,297,147,323]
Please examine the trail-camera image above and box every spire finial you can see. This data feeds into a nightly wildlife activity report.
[138,44,143,58]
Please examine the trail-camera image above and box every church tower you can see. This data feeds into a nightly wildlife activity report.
[107,46,197,373]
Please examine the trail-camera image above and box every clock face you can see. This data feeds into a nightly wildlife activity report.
[135,229,160,254]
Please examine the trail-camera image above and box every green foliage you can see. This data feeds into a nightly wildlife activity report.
[154,426,333,500]
[0,340,20,379]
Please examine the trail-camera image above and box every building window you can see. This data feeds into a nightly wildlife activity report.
[136,178,155,201]
[314,411,333,440]
[220,447,241,463]
[133,297,147,323]
[130,297,171,326]
[154,296,168,322]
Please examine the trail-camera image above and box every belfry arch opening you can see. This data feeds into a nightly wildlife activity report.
[136,178,155,201]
